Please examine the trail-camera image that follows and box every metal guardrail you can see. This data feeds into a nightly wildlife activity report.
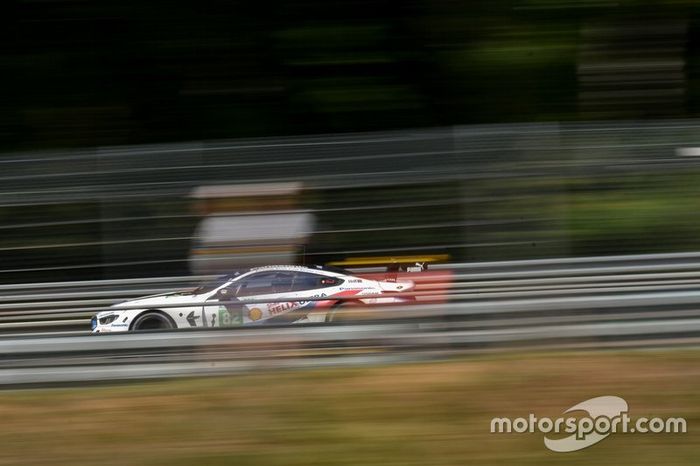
[3,309,700,385]
[2,251,700,383]
[3,252,700,334]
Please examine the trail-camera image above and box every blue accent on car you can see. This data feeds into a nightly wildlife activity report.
[91,316,97,331]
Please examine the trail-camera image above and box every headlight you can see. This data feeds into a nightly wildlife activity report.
[99,314,119,325]
[90,316,97,331]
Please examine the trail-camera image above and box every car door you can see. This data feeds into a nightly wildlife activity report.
[263,271,346,322]
[203,271,298,327]
[285,272,347,320]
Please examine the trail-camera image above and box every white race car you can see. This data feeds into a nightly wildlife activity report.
[91,265,415,332]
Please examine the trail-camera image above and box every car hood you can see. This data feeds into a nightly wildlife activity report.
[112,291,210,310]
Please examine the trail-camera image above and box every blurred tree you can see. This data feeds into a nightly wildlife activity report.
[0,0,696,149]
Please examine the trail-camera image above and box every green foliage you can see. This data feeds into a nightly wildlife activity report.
[2,0,699,149]
[564,174,700,254]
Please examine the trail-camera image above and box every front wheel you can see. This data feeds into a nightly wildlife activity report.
[131,311,175,331]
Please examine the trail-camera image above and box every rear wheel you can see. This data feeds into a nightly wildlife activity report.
[131,311,175,331]
[325,301,357,323]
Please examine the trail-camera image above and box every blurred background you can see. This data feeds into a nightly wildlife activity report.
[3,3,700,464]
[3,0,700,283]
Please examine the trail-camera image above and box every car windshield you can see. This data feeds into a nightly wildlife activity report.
[191,271,246,294]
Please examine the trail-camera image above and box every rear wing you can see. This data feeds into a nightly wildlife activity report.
[327,254,449,273]
[330,255,452,304]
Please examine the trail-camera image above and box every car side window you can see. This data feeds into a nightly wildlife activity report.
[233,272,295,297]
[291,272,343,291]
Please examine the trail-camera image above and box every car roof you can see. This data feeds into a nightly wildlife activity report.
[247,264,350,276]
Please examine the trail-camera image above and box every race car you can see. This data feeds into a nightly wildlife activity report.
[91,264,415,332]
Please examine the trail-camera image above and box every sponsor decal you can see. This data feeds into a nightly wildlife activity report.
[186,310,200,327]
[248,307,263,321]
[268,302,298,316]
[303,293,327,302]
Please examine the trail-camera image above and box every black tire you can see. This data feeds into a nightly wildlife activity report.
[131,311,175,331]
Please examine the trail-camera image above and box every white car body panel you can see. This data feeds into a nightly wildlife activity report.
[92,265,413,333]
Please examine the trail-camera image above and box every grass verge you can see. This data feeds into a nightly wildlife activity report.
[1,349,699,465]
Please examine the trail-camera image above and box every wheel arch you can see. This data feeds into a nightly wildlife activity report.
[331,298,364,308]
[129,309,178,331]
[326,299,364,322]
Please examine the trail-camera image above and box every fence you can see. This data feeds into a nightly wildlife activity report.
[3,121,700,282]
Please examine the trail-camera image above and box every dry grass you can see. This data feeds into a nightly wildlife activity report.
[0,349,699,465]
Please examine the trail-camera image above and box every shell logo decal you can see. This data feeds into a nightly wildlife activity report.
[248,307,263,321]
